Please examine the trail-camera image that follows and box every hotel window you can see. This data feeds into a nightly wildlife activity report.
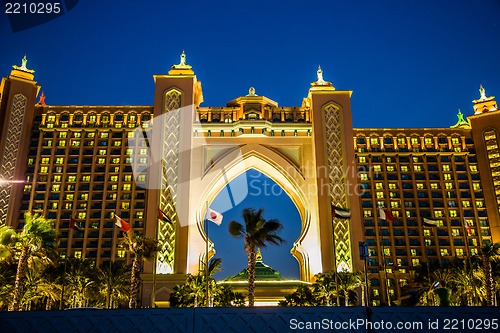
[469,165,477,172]
[444,174,452,180]
[440,249,450,256]
[81,175,90,182]
[41,157,50,164]
[445,182,453,189]
[397,137,405,145]
[71,140,80,146]
[388,183,397,190]
[430,183,439,189]
[137,174,147,182]
[98,149,106,156]
[442,165,450,171]
[74,251,82,259]
[97,158,106,165]
[473,183,481,190]
[414,165,422,172]
[55,157,64,164]
[127,131,135,138]
[113,141,122,147]
[451,137,460,145]
[125,157,133,164]
[140,148,147,155]
[124,175,132,182]
[386,165,394,172]
[434,210,443,217]
[376,192,384,199]
[411,137,419,145]
[58,140,66,147]
[359,156,366,163]
[110,176,118,182]
[100,132,109,138]
[47,114,56,122]
[139,157,147,164]
[383,248,390,256]
[59,132,67,138]
[370,137,379,145]
[78,212,86,219]
[52,184,60,192]
[88,114,97,122]
[44,140,52,147]
[363,210,372,217]
[129,114,137,122]
[65,203,73,210]
[126,148,134,155]
[53,175,62,182]
[375,183,383,190]
[110,184,118,191]
[390,201,399,208]
[456,249,464,256]
[67,176,76,182]
[423,229,431,237]
[424,137,433,145]
[449,210,457,217]
[73,132,82,138]
[405,210,412,217]
[66,194,74,200]
[462,200,471,207]
[121,202,130,209]
[87,132,95,138]
[416,183,424,189]
[412,259,420,266]
[373,165,382,172]
[123,184,131,191]
[54,166,63,173]
[476,201,484,208]
[386,157,392,163]
[136,212,144,219]
[360,173,368,181]
[80,194,88,200]
[111,158,120,164]
[401,166,408,172]
[40,166,48,173]
[117,249,126,258]
[452,229,460,236]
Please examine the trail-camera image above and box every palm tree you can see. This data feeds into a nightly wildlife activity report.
[480,240,500,306]
[64,258,98,308]
[0,213,58,311]
[313,272,338,306]
[228,208,285,307]
[337,271,364,306]
[97,261,131,309]
[121,233,159,308]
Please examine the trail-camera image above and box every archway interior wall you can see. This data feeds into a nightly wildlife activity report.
[184,142,324,281]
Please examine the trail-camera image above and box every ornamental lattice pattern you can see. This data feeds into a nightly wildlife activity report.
[157,90,182,273]
[0,94,27,226]
[323,104,352,271]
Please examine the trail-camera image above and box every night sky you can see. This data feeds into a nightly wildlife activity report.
[1,1,500,279]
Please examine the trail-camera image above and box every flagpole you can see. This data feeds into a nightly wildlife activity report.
[205,201,210,307]
[151,208,159,308]
[378,212,391,306]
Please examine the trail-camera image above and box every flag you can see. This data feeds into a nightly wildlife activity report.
[70,217,82,231]
[114,214,131,233]
[333,205,351,219]
[158,208,172,223]
[205,207,223,226]
[379,208,397,222]
[463,218,473,234]
[423,217,440,227]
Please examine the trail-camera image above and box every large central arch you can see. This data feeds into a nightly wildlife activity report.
[187,143,322,282]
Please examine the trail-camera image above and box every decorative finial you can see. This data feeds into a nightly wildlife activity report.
[479,85,487,101]
[37,92,46,106]
[171,51,192,70]
[311,64,332,87]
[450,108,471,129]
[256,248,262,261]
[13,54,35,73]
[247,86,257,96]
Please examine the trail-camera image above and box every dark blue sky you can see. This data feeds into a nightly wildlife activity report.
[1,0,499,128]
[1,1,500,279]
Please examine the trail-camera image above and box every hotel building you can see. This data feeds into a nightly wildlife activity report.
[0,54,498,306]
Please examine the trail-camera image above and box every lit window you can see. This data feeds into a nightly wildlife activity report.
[411,137,419,145]
[99,149,106,156]
[111,158,120,164]
[470,165,477,172]
[390,201,399,208]
[397,137,405,145]
[373,165,381,172]
[449,210,458,217]
[98,158,106,165]
[386,165,394,172]
[87,132,95,138]
[88,115,97,122]
[442,165,450,171]
[401,166,408,172]
[121,202,130,209]
[476,201,484,208]
[376,192,384,199]
[110,175,118,182]
[40,166,48,173]
[424,137,433,145]
[124,175,132,182]
[360,173,368,180]
[434,210,443,217]
[41,157,50,164]
[383,248,390,256]
[123,184,131,191]
[370,137,379,145]
[412,258,420,266]
[456,249,464,256]
[451,137,460,145]
[416,183,424,189]
[125,157,133,164]
[359,156,366,163]
[80,194,88,200]
[462,200,470,207]
[414,165,422,172]
[386,157,392,163]
[376,183,383,190]
[52,184,60,191]
[117,249,126,258]
[140,148,147,155]
[444,174,451,180]
[58,140,66,147]
[363,210,372,217]
[452,229,460,236]
[67,176,76,182]
[65,203,73,210]
[139,157,147,164]
[100,132,109,138]
[473,183,481,190]
[410,249,417,256]
[388,183,397,190]
[66,194,74,200]
[136,212,144,219]
[78,212,86,219]
[74,251,82,259]
[59,132,67,138]
[137,175,146,182]
[430,183,438,189]
[127,131,135,138]
[113,141,121,147]
[81,175,90,182]
[55,157,64,164]
[445,183,453,189]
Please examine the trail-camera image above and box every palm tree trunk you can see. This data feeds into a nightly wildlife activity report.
[9,246,29,311]
[129,255,142,308]
[247,245,257,307]
[482,254,494,306]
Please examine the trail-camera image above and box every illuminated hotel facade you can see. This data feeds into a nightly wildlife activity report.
[0,54,499,306]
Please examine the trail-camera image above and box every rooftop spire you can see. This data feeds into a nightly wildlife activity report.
[12,55,35,73]
[311,64,333,87]
[171,50,192,70]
